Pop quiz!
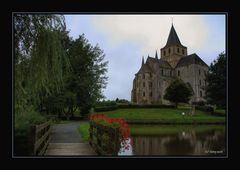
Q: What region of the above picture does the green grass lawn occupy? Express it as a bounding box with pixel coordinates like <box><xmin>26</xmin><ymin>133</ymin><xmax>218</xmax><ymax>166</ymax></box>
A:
<box><xmin>78</xmin><ymin>108</ymin><xmax>226</xmax><ymax>142</ymax></box>
<box><xmin>79</xmin><ymin>122</ymin><xmax>90</xmax><ymax>142</ymax></box>
<box><xmin>99</xmin><ymin>108</ymin><xmax>225</xmax><ymax>124</ymax></box>
<box><xmin>78</xmin><ymin>122</ymin><xmax>225</xmax><ymax>140</ymax></box>
<box><xmin>129</xmin><ymin>124</ymin><xmax>225</xmax><ymax>136</ymax></box>
<box><xmin>213</xmin><ymin>109</ymin><xmax>226</xmax><ymax>116</ymax></box>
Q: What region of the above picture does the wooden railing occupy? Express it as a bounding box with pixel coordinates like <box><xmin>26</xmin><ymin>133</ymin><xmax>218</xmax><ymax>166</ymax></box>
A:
<box><xmin>29</xmin><ymin>121</ymin><xmax>51</xmax><ymax>155</ymax></box>
<box><xmin>89</xmin><ymin>121</ymin><xmax>120</xmax><ymax>155</ymax></box>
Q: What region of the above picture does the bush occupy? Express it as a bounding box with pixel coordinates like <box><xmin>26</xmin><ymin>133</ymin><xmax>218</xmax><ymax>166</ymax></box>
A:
<box><xmin>95</xmin><ymin>100</ymin><xmax>117</xmax><ymax>107</ymax></box>
<box><xmin>14</xmin><ymin>106</ymin><xmax>47</xmax><ymax>155</ymax></box>
<box><xmin>192</xmin><ymin>101</ymin><xmax>206</xmax><ymax>106</ymax></box>
<box><xmin>118</xmin><ymin>104</ymin><xmax>175</xmax><ymax>109</ymax></box>
<box><xmin>195</xmin><ymin>105</ymin><xmax>214</xmax><ymax>113</ymax></box>
<box><xmin>212</xmin><ymin>110</ymin><xmax>226</xmax><ymax>117</ymax></box>
<box><xmin>116</xmin><ymin>98</ymin><xmax>129</xmax><ymax>104</ymax></box>
<box><xmin>94</xmin><ymin>105</ymin><xmax>118</xmax><ymax>112</ymax></box>
<box><xmin>94</xmin><ymin>104</ymin><xmax>175</xmax><ymax>112</ymax></box>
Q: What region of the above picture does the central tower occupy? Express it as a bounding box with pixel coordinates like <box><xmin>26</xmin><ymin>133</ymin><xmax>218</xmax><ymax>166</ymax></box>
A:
<box><xmin>160</xmin><ymin>24</ymin><xmax>187</xmax><ymax>68</ymax></box>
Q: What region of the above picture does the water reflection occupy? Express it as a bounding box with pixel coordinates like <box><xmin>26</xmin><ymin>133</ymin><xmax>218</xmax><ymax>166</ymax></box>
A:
<box><xmin>118</xmin><ymin>127</ymin><xmax>225</xmax><ymax>156</ymax></box>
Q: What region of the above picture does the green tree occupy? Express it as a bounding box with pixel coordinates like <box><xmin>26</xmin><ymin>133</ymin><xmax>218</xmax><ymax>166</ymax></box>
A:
<box><xmin>65</xmin><ymin>34</ymin><xmax>108</xmax><ymax>118</ymax></box>
<box><xmin>14</xmin><ymin>14</ymin><xmax>69</xmax><ymax>112</ymax></box>
<box><xmin>14</xmin><ymin>14</ymin><xmax>68</xmax><ymax>155</ymax></box>
<box><xmin>164</xmin><ymin>79</ymin><xmax>193</xmax><ymax>108</ymax></box>
<box><xmin>206</xmin><ymin>52</ymin><xmax>226</xmax><ymax>108</ymax></box>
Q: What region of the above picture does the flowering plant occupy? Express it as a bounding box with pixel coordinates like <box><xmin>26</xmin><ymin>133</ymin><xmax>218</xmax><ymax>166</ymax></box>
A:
<box><xmin>90</xmin><ymin>113</ymin><xmax>131</xmax><ymax>151</ymax></box>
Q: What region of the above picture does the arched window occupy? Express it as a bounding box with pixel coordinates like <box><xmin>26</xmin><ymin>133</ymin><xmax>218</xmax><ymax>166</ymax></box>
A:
<box><xmin>199</xmin><ymin>69</ymin><xmax>201</xmax><ymax>75</ymax></box>
<box><xmin>143</xmin><ymin>82</ymin><xmax>145</xmax><ymax>87</ymax></box>
<box><xmin>177</xmin><ymin>48</ymin><xmax>180</xmax><ymax>53</ymax></box>
<box><xmin>161</xmin><ymin>69</ymin><xmax>163</xmax><ymax>75</ymax></box>
<box><xmin>163</xmin><ymin>50</ymin><xmax>166</xmax><ymax>56</ymax></box>
<box><xmin>200</xmin><ymin>90</ymin><xmax>202</xmax><ymax>97</ymax></box>
<box><xmin>199</xmin><ymin>79</ymin><xmax>201</xmax><ymax>85</ymax></box>
<box><xmin>182</xmin><ymin>49</ymin><xmax>184</xmax><ymax>55</ymax></box>
<box><xmin>143</xmin><ymin>74</ymin><xmax>145</xmax><ymax>79</ymax></box>
<box><xmin>168</xmin><ymin>48</ymin><xmax>171</xmax><ymax>54</ymax></box>
<box><xmin>143</xmin><ymin>92</ymin><xmax>145</xmax><ymax>97</ymax></box>
<box><xmin>149</xmin><ymin>92</ymin><xmax>152</xmax><ymax>97</ymax></box>
<box><xmin>149</xmin><ymin>82</ymin><xmax>152</xmax><ymax>88</ymax></box>
<box><xmin>178</xmin><ymin>70</ymin><xmax>180</xmax><ymax>76</ymax></box>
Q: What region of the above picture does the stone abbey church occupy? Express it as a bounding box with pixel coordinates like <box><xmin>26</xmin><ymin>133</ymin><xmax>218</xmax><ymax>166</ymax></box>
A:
<box><xmin>131</xmin><ymin>24</ymin><xmax>209</xmax><ymax>104</ymax></box>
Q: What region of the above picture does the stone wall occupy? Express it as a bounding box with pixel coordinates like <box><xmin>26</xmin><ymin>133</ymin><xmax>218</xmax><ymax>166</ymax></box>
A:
<box><xmin>176</xmin><ymin>64</ymin><xmax>208</xmax><ymax>102</ymax></box>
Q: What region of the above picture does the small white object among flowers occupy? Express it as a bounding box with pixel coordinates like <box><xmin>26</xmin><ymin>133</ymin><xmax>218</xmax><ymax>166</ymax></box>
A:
<box><xmin>182</xmin><ymin>112</ymin><xmax>185</xmax><ymax>116</ymax></box>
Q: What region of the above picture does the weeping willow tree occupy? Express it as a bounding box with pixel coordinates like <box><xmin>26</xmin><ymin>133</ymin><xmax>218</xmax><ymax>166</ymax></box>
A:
<box><xmin>14</xmin><ymin>14</ymin><xmax>70</xmax><ymax>113</ymax></box>
<box><xmin>14</xmin><ymin>14</ymin><xmax>71</xmax><ymax>155</ymax></box>
<box><xmin>28</xmin><ymin>28</ymin><xmax>70</xmax><ymax>110</ymax></box>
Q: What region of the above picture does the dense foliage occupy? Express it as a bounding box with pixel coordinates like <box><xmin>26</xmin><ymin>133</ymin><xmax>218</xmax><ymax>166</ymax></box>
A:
<box><xmin>14</xmin><ymin>14</ymin><xmax>108</xmax><ymax>155</ymax></box>
<box><xmin>164</xmin><ymin>79</ymin><xmax>193</xmax><ymax>107</ymax></box>
<box><xmin>206</xmin><ymin>52</ymin><xmax>226</xmax><ymax>108</ymax></box>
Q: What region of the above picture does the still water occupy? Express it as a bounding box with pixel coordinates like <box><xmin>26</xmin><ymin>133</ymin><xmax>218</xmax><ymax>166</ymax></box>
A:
<box><xmin>118</xmin><ymin>125</ymin><xmax>226</xmax><ymax>156</ymax></box>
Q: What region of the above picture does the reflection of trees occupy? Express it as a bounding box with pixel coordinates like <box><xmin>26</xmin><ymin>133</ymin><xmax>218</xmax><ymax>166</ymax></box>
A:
<box><xmin>131</xmin><ymin>129</ymin><xmax>225</xmax><ymax>155</ymax></box>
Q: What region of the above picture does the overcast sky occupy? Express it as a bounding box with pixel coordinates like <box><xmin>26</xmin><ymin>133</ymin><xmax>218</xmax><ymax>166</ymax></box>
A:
<box><xmin>64</xmin><ymin>14</ymin><xmax>226</xmax><ymax>101</ymax></box>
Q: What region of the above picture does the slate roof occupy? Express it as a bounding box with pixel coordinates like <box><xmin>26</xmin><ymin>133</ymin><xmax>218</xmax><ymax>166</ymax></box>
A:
<box><xmin>176</xmin><ymin>53</ymin><xmax>209</xmax><ymax>68</ymax></box>
<box><xmin>136</xmin><ymin>62</ymin><xmax>153</xmax><ymax>74</ymax></box>
<box><xmin>136</xmin><ymin>56</ymin><xmax>173</xmax><ymax>75</ymax></box>
<box><xmin>159</xmin><ymin>59</ymin><xmax>172</xmax><ymax>68</ymax></box>
<box><xmin>163</xmin><ymin>25</ymin><xmax>186</xmax><ymax>49</ymax></box>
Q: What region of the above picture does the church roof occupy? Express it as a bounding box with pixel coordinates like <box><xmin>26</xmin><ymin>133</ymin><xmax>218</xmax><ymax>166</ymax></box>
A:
<box><xmin>176</xmin><ymin>53</ymin><xmax>209</xmax><ymax>68</ymax></box>
<box><xmin>146</xmin><ymin>56</ymin><xmax>158</xmax><ymax>66</ymax></box>
<box><xmin>159</xmin><ymin>59</ymin><xmax>172</xmax><ymax>68</ymax></box>
<box><xmin>136</xmin><ymin>56</ymin><xmax>172</xmax><ymax>75</ymax></box>
<box><xmin>136</xmin><ymin>62</ymin><xmax>153</xmax><ymax>74</ymax></box>
<box><xmin>163</xmin><ymin>25</ymin><xmax>186</xmax><ymax>49</ymax></box>
<box><xmin>146</xmin><ymin>56</ymin><xmax>173</xmax><ymax>69</ymax></box>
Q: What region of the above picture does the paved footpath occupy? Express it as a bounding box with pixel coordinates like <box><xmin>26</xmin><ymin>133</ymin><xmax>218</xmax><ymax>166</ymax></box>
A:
<box><xmin>45</xmin><ymin>121</ymin><xmax>97</xmax><ymax>156</ymax></box>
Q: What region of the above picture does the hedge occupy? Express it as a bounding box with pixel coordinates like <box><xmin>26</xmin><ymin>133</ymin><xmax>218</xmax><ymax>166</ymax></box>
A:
<box><xmin>118</xmin><ymin>104</ymin><xmax>175</xmax><ymax>109</ymax></box>
<box><xmin>94</xmin><ymin>105</ymin><xmax>118</xmax><ymax>112</ymax></box>
<box><xmin>94</xmin><ymin>104</ymin><xmax>175</xmax><ymax>112</ymax></box>
<box><xmin>195</xmin><ymin>105</ymin><xmax>214</xmax><ymax>113</ymax></box>
<box><xmin>212</xmin><ymin>110</ymin><xmax>226</xmax><ymax>117</ymax></box>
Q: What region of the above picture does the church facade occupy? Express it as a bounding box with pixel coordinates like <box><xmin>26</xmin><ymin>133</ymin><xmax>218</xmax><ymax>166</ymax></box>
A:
<box><xmin>131</xmin><ymin>25</ymin><xmax>209</xmax><ymax>104</ymax></box>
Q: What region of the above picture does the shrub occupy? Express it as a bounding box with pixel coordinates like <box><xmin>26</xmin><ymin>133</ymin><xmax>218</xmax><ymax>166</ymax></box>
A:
<box><xmin>212</xmin><ymin>110</ymin><xmax>226</xmax><ymax>117</ymax></box>
<box><xmin>118</xmin><ymin>104</ymin><xmax>175</xmax><ymax>109</ymax></box>
<box><xmin>94</xmin><ymin>105</ymin><xmax>118</xmax><ymax>112</ymax></box>
<box><xmin>192</xmin><ymin>100</ymin><xmax>206</xmax><ymax>106</ymax></box>
<box><xmin>94</xmin><ymin>104</ymin><xmax>175</xmax><ymax>112</ymax></box>
<box><xmin>90</xmin><ymin>113</ymin><xmax>131</xmax><ymax>154</ymax></box>
<box><xmin>95</xmin><ymin>100</ymin><xmax>117</xmax><ymax>107</ymax></box>
<box><xmin>116</xmin><ymin>98</ymin><xmax>129</xmax><ymax>104</ymax></box>
<box><xmin>14</xmin><ymin>106</ymin><xmax>47</xmax><ymax>155</ymax></box>
<box><xmin>195</xmin><ymin>105</ymin><xmax>214</xmax><ymax>113</ymax></box>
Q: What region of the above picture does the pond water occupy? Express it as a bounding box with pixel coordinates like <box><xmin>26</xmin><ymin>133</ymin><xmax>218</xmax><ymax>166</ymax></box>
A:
<box><xmin>118</xmin><ymin>125</ymin><xmax>226</xmax><ymax>156</ymax></box>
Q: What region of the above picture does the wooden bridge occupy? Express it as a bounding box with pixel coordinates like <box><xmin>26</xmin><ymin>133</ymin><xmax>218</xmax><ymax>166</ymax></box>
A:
<box><xmin>30</xmin><ymin>121</ymin><xmax>96</xmax><ymax>156</ymax></box>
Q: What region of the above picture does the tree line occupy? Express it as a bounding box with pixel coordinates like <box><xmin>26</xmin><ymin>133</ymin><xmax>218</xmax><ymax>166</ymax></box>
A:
<box><xmin>14</xmin><ymin>14</ymin><xmax>108</xmax><ymax>119</ymax></box>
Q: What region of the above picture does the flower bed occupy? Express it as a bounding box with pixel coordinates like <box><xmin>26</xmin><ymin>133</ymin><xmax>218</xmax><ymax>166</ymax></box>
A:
<box><xmin>89</xmin><ymin>113</ymin><xmax>131</xmax><ymax>155</ymax></box>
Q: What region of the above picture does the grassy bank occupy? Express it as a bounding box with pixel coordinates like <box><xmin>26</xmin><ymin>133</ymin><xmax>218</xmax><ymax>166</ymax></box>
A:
<box><xmin>100</xmin><ymin>108</ymin><xmax>225</xmax><ymax>124</ymax></box>
<box><xmin>129</xmin><ymin>125</ymin><xmax>225</xmax><ymax>136</ymax></box>
<box><xmin>78</xmin><ymin>122</ymin><xmax>90</xmax><ymax>142</ymax></box>
<box><xmin>77</xmin><ymin>122</ymin><xmax>225</xmax><ymax>141</ymax></box>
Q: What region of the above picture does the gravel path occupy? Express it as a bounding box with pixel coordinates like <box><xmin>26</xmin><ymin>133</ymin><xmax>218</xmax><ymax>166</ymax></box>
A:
<box><xmin>45</xmin><ymin>121</ymin><xmax>97</xmax><ymax>155</ymax></box>
<box><xmin>50</xmin><ymin>121</ymin><xmax>83</xmax><ymax>143</ymax></box>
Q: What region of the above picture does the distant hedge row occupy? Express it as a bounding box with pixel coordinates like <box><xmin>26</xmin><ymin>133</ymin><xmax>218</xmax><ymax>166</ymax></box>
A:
<box><xmin>94</xmin><ymin>104</ymin><xmax>175</xmax><ymax>112</ymax></box>
<box><xmin>195</xmin><ymin>105</ymin><xmax>214</xmax><ymax>113</ymax></box>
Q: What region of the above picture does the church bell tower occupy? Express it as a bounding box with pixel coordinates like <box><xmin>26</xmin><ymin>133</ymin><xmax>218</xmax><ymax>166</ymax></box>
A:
<box><xmin>160</xmin><ymin>24</ymin><xmax>187</xmax><ymax>68</ymax></box>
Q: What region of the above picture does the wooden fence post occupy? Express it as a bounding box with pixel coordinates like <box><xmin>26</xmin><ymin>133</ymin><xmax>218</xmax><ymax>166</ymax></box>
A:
<box><xmin>29</xmin><ymin>125</ymin><xmax>36</xmax><ymax>155</ymax></box>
